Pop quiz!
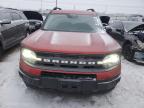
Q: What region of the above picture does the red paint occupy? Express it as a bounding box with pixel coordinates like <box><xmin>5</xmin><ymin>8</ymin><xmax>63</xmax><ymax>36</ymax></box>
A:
<box><xmin>22</xmin><ymin>30</ymin><xmax>121</xmax><ymax>54</ymax></box>
<box><xmin>20</xmin><ymin>59</ymin><xmax>41</xmax><ymax>76</ymax></box>
<box><xmin>51</xmin><ymin>10</ymin><xmax>96</xmax><ymax>16</ymax></box>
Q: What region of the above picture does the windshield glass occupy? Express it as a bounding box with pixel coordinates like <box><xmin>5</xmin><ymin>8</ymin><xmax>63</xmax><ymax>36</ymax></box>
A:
<box><xmin>42</xmin><ymin>14</ymin><xmax>103</xmax><ymax>33</ymax></box>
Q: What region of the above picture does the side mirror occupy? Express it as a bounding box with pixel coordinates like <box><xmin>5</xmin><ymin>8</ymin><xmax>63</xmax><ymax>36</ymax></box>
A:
<box><xmin>0</xmin><ymin>20</ymin><xmax>11</xmax><ymax>25</ymax></box>
<box><xmin>105</xmin><ymin>26</ymin><xmax>112</xmax><ymax>33</ymax></box>
<box><xmin>100</xmin><ymin>16</ymin><xmax>110</xmax><ymax>25</ymax></box>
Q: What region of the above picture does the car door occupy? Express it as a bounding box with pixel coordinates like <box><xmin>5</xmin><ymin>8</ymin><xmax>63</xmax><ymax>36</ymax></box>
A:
<box><xmin>109</xmin><ymin>21</ymin><xmax>125</xmax><ymax>45</ymax></box>
<box><xmin>0</xmin><ymin>11</ymin><xmax>17</xmax><ymax>49</ymax></box>
<box><xmin>11</xmin><ymin>12</ymin><xmax>27</xmax><ymax>42</ymax></box>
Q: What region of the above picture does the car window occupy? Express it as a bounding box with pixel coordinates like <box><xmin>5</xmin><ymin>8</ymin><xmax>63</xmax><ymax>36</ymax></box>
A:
<box><xmin>109</xmin><ymin>21</ymin><xmax>124</xmax><ymax>30</ymax></box>
<box><xmin>11</xmin><ymin>12</ymin><xmax>22</xmax><ymax>20</ymax></box>
<box><xmin>42</xmin><ymin>14</ymin><xmax>103</xmax><ymax>33</ymax></box>
<box><xmin>0</xmin><ymin>12</ymin><xmax>12</xmax><ymax>21</ymax></box>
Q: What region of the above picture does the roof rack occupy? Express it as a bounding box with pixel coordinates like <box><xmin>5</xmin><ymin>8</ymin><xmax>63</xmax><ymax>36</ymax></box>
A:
<box><xmin>87</xmin><ymin>9</ymin><xmax>95</xmax><ymax>12</ymax></box>
<box><xmin>52</xmin><ymin>7</ymin><xmax>62</xmax><ymax>10</ymax></box>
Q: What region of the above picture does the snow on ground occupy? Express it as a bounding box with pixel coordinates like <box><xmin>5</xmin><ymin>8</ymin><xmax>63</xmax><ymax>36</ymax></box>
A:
<box><xmin>0</xmin><ymin>46</ymin><xmax>144</xmax><ymax>108</ymax></box>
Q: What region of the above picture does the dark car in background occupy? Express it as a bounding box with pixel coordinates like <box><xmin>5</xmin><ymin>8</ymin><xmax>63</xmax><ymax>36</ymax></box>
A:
<box><xmin>23</xmin><ymin>11</ymin><xmax>43</xmax><ymax>34</ymax></box>
<box><xmin>0</xmin><ymin>8</ymin><xmax>29</xmax><ymax>58</ymax></box>
<box><xmin>107</xmin><ymin>20</ymin><xmax>144</xmax><ymax>63</ymax></box>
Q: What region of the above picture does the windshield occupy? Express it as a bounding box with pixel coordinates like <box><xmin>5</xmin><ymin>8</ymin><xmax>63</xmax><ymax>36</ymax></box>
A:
<box><xmin>42</xmin><ymin>14</ymin><xmax>103</xmax><ymax>33</ymax></box>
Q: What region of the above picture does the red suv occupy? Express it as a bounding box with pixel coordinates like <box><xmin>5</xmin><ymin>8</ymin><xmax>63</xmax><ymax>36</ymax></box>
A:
<box><xmin>19</xmin><ymin>8</ymin><xmax>121</xmax><ymax>93</ymax></box>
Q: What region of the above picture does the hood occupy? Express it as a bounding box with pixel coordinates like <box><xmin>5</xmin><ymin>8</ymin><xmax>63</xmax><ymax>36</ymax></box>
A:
<box><xmin>123</xmin><ymin>22</ymin><xmax>144</xmax><ymax>32</ymax></box>
<box><xmin>100</xmin><ymin>16</ymin><xmax>110</xmax><ymax>24</ymax></box>
<box><xmin>22</xmin><ymin>30</ymin><xmax>121</xmax><ymax>54</ymax></box>
<box><xmin>23</xmin><ymin>11</ymin><xmax>43</xmax><ymax>21</ymax></box>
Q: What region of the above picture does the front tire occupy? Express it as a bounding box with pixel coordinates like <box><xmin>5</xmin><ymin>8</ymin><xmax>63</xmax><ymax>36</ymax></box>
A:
<box><xmin>123</xmin><ymin>43</ymin><xmax>135</xmax><ymax>61</ymax></box>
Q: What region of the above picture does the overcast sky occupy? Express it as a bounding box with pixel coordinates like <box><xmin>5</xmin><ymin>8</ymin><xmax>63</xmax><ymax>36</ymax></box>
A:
<box><xmin>0</xmin><ymin>0</ymin><xmax>144</xmax><ymax>15</ymax></box>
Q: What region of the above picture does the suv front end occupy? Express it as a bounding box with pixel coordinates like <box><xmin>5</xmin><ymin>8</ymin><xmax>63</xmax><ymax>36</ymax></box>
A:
<box><xmin>19</xmin><ymin>9</ymin><xmax>121</xmax><ymax>93</ymax></box>
<box><xmin>19</xmin><ymin>48</ymin><xmax>121</xmax><ymax>92</ymax></box>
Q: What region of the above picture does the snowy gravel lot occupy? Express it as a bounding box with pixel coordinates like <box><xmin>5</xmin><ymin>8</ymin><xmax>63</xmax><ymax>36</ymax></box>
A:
<box><xmin>0</xmin><ymin>46</ymin><xmax>144</xmax><ymax>108</ymax></box>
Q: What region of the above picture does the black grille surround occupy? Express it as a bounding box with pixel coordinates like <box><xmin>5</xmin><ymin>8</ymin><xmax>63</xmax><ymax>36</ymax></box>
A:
<box><xmin>41</xmin><ymin>72</ymin><xmax>96</xmax><ymax>80</ymax></box>
<box><xmin>36</xmin><ymin>52</ymin><xmax>105</xmax><ymax>59</ymax></box>
<box><xmin>33</xmin><ymin>52</ymin><xmax>112</xmax><ymax>72</ymax></box>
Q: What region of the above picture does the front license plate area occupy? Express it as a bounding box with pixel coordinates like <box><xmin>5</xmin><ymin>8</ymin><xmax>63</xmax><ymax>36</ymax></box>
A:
<box><xmin>41</xmin><ymin>78</ymin><xmax>58</xmax><ymax>89</ymax></box>
<box><xmin>58</xmin><ymin>79</ymin><xmax>81</xmax><ymax>92</ymax></box>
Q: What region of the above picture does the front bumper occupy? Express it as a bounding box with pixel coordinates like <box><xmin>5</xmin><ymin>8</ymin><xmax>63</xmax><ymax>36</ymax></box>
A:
<box><xmin>19</xmin><ymin>69</ymin><xmax>121</xmax><ymax>93</ymax></box>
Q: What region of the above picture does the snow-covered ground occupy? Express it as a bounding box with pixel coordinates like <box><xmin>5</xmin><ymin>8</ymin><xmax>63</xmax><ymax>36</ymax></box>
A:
<box><xmin>0</xmin><ymin>46</ymin><xmax>144</xmax><ymax>108</ymax></box>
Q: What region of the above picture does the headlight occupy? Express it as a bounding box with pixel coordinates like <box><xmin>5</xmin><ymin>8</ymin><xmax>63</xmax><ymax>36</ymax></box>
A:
<box><xmin>21</xmin><ymin>48</ymin><xmax>41</xmax><ymax>64</ymax></box>
<box><xmin>97</xmin><ymin>54</ymin><xmax>120</xmax><ymax>68</ymax></box>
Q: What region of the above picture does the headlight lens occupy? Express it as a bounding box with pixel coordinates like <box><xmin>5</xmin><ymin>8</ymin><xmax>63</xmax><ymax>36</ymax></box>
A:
<box><xmin>97</xmin><ymin>54</ymin><xmax>120</xmax><ymax>68</ymax></box>
<box><xmin>21</xmin><ymin>48</ymin><xmax>41</xmax><ymax>64</ymax></box>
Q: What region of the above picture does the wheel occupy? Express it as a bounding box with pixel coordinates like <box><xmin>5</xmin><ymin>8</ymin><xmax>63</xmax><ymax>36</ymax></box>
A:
<box><xmin>122</xmin><ymin>43</ymin><xmax>135</xmax><ymax>61</ymax></box>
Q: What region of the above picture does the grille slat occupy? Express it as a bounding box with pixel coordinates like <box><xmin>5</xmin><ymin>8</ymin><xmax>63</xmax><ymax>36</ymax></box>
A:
<box><xmin>35</xmin><ymin>52</ymin><xmax>105</xmax><ymax>70</ymax></box>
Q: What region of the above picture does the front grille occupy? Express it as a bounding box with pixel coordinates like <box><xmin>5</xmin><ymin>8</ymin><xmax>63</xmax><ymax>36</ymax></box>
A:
<box><xmin>41</xmin><ymin>72</ymin><xmax>96</xmax><ymax>80</ymax></box>
<box><xmin>35</xmin><ymin>52</ymin><xmax>106</xmax><ymax>71</ymax></box>
<box><xmin>36</xmin><ymin>52</ymin><xmax>104</xmax><ymax>59</ymax></box>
